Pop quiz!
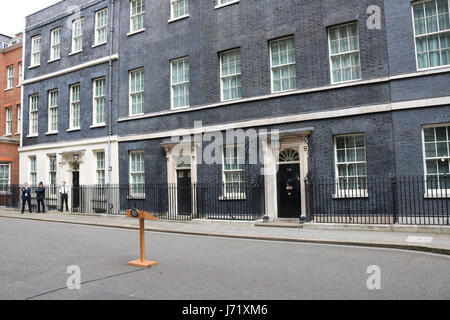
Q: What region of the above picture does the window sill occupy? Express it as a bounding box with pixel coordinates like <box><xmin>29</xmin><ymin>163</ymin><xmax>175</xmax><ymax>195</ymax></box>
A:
<box><xmin>271</xmin><ymin>87</ymin><xmax>297</xmax><ymax>95</ymax></box>
<box><xmin>127</xmin><ymin>195</ymin><xmax>146</xmax><ymax>200</ymax></box>
<box><xmin>69</xmin><ymin>50</ymin><xmax>83</xmax><ymax>56</ymax></box>
<box><xmin>45</xmin><ymin>131</ymin><xmax>58</xmax><ymax>136</ymax></box>
<box><xmin>48</xmin><ymin>58</ymin><xmax>60</xmax><ymax>64</ymax></box>
<box><xmin>168</xmin><ymin>14</ymin><xmax>190</xmax><ymax>23</ymax></box>
<box><xmin>416</xmin><ymin>64</ymin><xmax>450</xmax><ymax>73</ymax></box>
<box><xmin>26</xmin><ymin>134</ymin><xmax>38</xmax><ymax>138</ymax></box>
<box><xmin>221</xmin><ymin>97</ymin><xmax>243</xmax><ymax>103</ymax></box>
<box><xmin>331</xmin><ymin>78</ymin><xmax>362</xmax><ymax>86</ymax></box>
<box><xmin>127</xmin><ymin>29</ymin><xmax>145</xmax><ymax>37</ymax></box>
<box><xmin>4</xmin><ymin>134</ymin><xmax>12</xmax><ymax>137</ymax></box>
<box><xmin>67</xmin><ymin>127</ymin><xmax>81</xmax><ymax>132</ymax></box>
<box><xmin>171</xmin><ymin>105</ymin><xmax>190</xmax><ymax>111</ymax></box>
<box><xmin>128</xmin><ymin>113</ymin><xmax>145</xmax><ymax>118</ymax></box>
<box><xmin>90</xmin><ymin>123</ymin><xmax>106</xmax><ymax>129</ymax></box>
<box><xmin>219</xmin><ymin>195</ymin><xmax>246</xmax><ymax>201</ymax></box>
<box><xmin>92</xmin><ymin>42</ymin><xmax>107</xmax><ymax>48</ymax></box>
<box><xmin>215</xmin><ymin>0</ymin><xmax>240</xmax><ymax>9</ymax></box>
<box><xmin>16</xmin><ymin>85</ymin><xmax>21</xmax><ymax>88</ymax></box>
<box><xmin>29</xmin><ymin>65</ymin><xmax>40</xmax><ymax>69</ymax></box>
<box><xmin>4</xmin><ymin>87</ymin><xmax>13</xmax><ymax>91</ymax></box>
<box><xmin>332</xmin><ymin>192</ymin><xmax>368</xmax><ymax>199</ymax></box>
<box><xmin>424</xmin><ymin>192</ymin><xmax>450</xmax><ymax>199</ymax></box>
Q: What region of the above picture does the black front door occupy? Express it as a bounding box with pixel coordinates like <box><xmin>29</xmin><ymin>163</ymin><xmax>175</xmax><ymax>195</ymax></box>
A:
<box><xmin>277</xmin><ymin>164</ymin><xmax>301</xmax><ymax>218</ymax></box>
<box><xmin>177</xmin><ymin>169</ymin><xmax>192</xmax><ymax>215</ymax></box>
<box><xmin>72</xmin><ymin>171</ymin><xmax>80</xmax><ymax>211</ymax></box>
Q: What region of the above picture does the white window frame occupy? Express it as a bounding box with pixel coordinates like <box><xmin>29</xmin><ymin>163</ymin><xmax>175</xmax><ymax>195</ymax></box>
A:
<box><xmin>328</xmin><ymin>22</ymin><xmax>362</xmax><ymax>84</ymax></box>
<box><xmin>18</xmin><ymin>62</ymin><xmax>22</xmax><ymax>85</ymax></box>
<box><xmin>30</xmin><ymin>156</ymin><xmax>37</xmax><ymax>186</ymax></box>
<box><xmin>96</xmin><ymin>151</ymin><xmax>106</xmax><ymax>185</ymax></box>
<box><xmin>334</xmin><ymin>133</ymin><xmax>368</xmax><ymax>198</ymax></box>
<box><xmin>129</xmin><ymin>151</ymin><xmax>145</xmax><ymax>199</ymax></box>
<box><xmin>130</xmin><ymin>0</ymin><xmax>146</xmax><ymax>33</ymax></box>
<box><xmin>215</xmin><ymin>0</ymin><xmax>240</xmax><ymax>9</ymax></box>
<box><xmin>7</xmin><ymin>66</ymin><xmax>14</xmax><ymax>89</ymax></box>
<box><xmin>69</xmin><ymin>84</ymin><xmax>81</xmax><ymax>130</ymax></box>
<box><xmin>71</xmin><ymin>18</ymin><xmax>84</xmax><ymax>54</ymax></box>
<box><xmin>129</xmin><ymin>68</ymin><xmax>145</xmax><ymax>116</ymax></box>
<box><xmin>422</xmin><ymin>123</ymin><xmax>450</xmax><ymax>197</ymax></box>
<box><xmin>269</xmin><ymin>36</ymin><xmax>297</xmax><ymax>93</ymax></box>
<box><xmin>50</xmin><ymin>28</ymin><xmax>61</xmax><ymax>61</ymax></box>
<box><xmin>412</xmin><ymin>0</ymin><xmax>450</xmax><ymax>71</ymax></box>
<box><xmin>93</xmin><ymin>77</ymin><xmax>106</xmax><ymax>125</ymax></box>
<box><xmin>170</xmin><ymin>56</ymin><xmax>190</xmax><ymax>109</ymax></box>
<box><xmin>222</xmin><ymin>144</ymin><xmax>246</xmax><ymax>199</ymax></box>
<box><xmin>220</xmin><ymin>49</ymin><xmax>242</xmax><ymax>102</ymax></box>
<box><xmin>95</xmin><ymin>8</ymin><xmax>108</xmax><ymax>46</ymax></box>
<box><xmin>170</xmin><ymin>0</ymin><xmax>189</xmax><ymax>20</ymax></box>
<box><xmin>5</xmin><ymin>108</ymin><xmax>12</xmax><ymax>135</ymax></box>
<box><xmin>49</xmin><ymin>155</ymin><xmax>57</xmax><ymax>196</ymax></box>
<box><xmin>48</xmin><ymin>90</ymin><xmax>58</xmax><ymax>134</ymax></box>
<box><xmin>29</xmin><ymin>94</ymin><xmax>39</xmax><ymax>136</ymax></box>
<box><xmin>30</xmin><ymin>35</ymin><xmax>41</xmax><ymax>67</ymax></box>
<box><xmin>0</xmin><ymin>163</ymin><xmax>10</xmax><ymax>192</ymax></box>
<box><xmin>17</xmin><ymin>105</ymin><xmax>21</xmax><ymax>134</ymax></box>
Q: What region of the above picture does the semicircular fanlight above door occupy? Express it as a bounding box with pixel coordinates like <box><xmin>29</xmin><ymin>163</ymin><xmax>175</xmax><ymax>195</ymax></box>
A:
<box><xmin>279</xmin><ymin>148</ymin><xmax>300</xmax><ymax>162</ymax></box>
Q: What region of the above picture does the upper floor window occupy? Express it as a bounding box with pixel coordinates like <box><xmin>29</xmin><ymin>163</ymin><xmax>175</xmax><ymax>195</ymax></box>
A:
<box><xmin>17</xmin><ymin>105</ymin><xmax>21</xmax><ymax>134</ymax></box>
<box><xmin>328</xmin><ymin>22</ymin><xmax>361</xmax><ymax>84</ymax></box>
<box><xmin>95</xmin><ymin>9</ymin><xmax>108</xmax><ymax>45</ymax></box>
<box><xmin>7</xmin><ymin>66</ymin><xmax>14</xmax><ymax>89</ymax></box>
<box><xmin>217</xmin><ymin>0</ymin><xmax>239</xmax><ymax>7</ymax></box>
<box><xmin>171</xmin><ymin>57</ymin><xmax>190</xmax><ymax>109</ymax></box>
<box><xmin>0</xmin><ymin>163</ymin><xmax>10</xmax><ymax>191</ymax></box>
<box><xmin>31</xmin><ymin>35</ymin><xmax>41</xmax><ymax>67</ymax></box>
<box><xmin>334</xmin><ymin>134</ymin><xmax>367</xmax><ymax>194</ymax></box>
<box><xmin>130</xmin><ymin>0</ymin><xmax>145</xmax><ymax>33</ymax></box>
<box><xmin>129</xmin><ymin>69</ymin><xmax>144</xmax><ymax>115</ymax></box>
<box><xmin>220</xmin><ymin>49</ymin><xmax>242</xmax><ymax>101</ymax></box>
<box><xmin>423</xmin><ymin>125</ymin><xmax>450</xmax><ymax>191</ymax></box>
<box><xmin>413</xmin><ymin>0</ymin><xmax>450</xmax><ymax>69</ymax></box>
<box><xmin>5</xmin><ymin>108</ymin><xmax>12</xmax><ymax>135</ymax></box>
<box><xmin>270</xmin><ymin>37</ymin><xmax>296</xmax><ymax>93</ymax></box>
<box><xmin>50</xmin><ymin>28</ymin><xmax>61</xmax><ymax>61</ymax></box>
<box><xmin>70</xmin><ymin>84</ymin><xmax>81</xmax><ymax>129</ymax></box>
<box><xmin>18</xmin><ymin>62</ymin><xmax>23</xmax><ymax>85</ymax></box>
<box><xmin>29</xmin><ymin>95</ymin><xmax>39</xmax><ymax>136</ymax></box>
<box><xmin>171</xmin><ymin>0</ymin><xmax>188</xmax><ymax>19</ymax></box>
<box><xmin>48</xmin><ymin>90</ymin><xmax>58</xmax><ymax>133</ymax></box>
<box><xmin>93</xmin><ymin>78</ymin><xmax>106</xmax><ymax>125</ymax></box>
<box><xmin>71</xmin><ymin>18</ymin><xmax>84</xmax><ymax>53</ymax></box>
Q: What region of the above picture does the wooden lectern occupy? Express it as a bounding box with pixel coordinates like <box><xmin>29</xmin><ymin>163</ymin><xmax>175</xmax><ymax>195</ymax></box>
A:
<box><xmin>126</xmin><ymin>209</ymin><xmax>159</xmax><ymax>268</ymax></box>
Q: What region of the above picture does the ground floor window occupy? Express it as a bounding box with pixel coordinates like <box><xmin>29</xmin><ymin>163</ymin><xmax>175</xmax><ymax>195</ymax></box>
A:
<box><xmin>423</xmin><ymin>124</ymin><xmax>450</xmax><ymax>190</ymax></box>
<box><xmin>49</xmin><ymin>156</ymin><xmax>57</xmax><ymax>195</ymax></box>
<box><xmin>130</xmin><ymin>151</ymin><xmax>145</xmax><ymax>198</ymax></box>
<box><xmin>30</xmin><ymin>157</ymin><xmax>37</xmax><ymax>186</ymax></box>
<box><xmin>222</xmin><ymin>144</ymin><xmax>245</xmax><ymax>197</ymax></box>
<box><xmin>334</xmin><ymin>134</ymin><xmax>367</xmax><ymax>192</ymax></box>
<box><xmin>0</xmin><ymin>163</ymin><xmax>10</xmax><ymax>191</ymax></box>
<box><xmin>96</xmin><ymin>151</ymin><xmax>106</xmax><ymax>185</ymax></box>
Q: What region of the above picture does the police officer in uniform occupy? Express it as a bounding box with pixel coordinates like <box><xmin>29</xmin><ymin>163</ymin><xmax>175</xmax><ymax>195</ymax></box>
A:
<box><xmin>21</xmin><ymin>182</ymin><xmax>32</xmax><ymax>214</ymax></box>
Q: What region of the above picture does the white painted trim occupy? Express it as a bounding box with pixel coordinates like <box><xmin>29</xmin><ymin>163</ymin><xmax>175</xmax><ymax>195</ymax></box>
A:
<box><xmin>215</xmin><ymin>0</ymin><xmax>240</xmax><ymax>10</ymax></box>
<box><xmin>19</xmin><ymin>135</ymin><xmax>119</xmax><ymax>152</ymax></box>
<box><xmin>168</xmin><ymin>14</ymin><xmax>189</xmax><ymax>23</ymax></box>
<box><xmin>22</xmin><ymin>54</ymin><xmax>119</xmax><ymax>85</ymax></box>
<box><xmin>269</xmin><ymin>36</ymin><xmax>296</xmax><ymax>94</ymax></box>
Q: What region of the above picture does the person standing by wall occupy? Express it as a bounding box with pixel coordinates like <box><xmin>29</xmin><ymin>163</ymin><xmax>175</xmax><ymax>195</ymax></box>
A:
<box><xmin>59</xmin><ymin>181</ymin><xmax>70</xmax><ymax>212</ymax></box>
<box><xmin>21</xmin><ymin>182</ymin><xmax>32</xmax><ymax>214</ymax></box>
<box><xmin>36</xmin><ymin>182</ymin><xmax>46</xmax><ymax>213</ymax></box>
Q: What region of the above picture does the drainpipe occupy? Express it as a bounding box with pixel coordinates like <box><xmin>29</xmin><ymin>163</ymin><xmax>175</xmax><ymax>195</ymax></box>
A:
<box><xmin>107</xmin><ymin>0</ymin><xmax>115</xmax><ymax>214</ymax></box>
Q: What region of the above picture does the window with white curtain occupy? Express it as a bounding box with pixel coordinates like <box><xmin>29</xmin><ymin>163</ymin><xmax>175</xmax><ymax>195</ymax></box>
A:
<box><xmin>6</xmin><ymin>108</ymin><xmax>12</xmax><ymax>135</ymax></box>
<box><xmin>29</xmin><ymin>95</ymin><xmax>39</xmax><ymax>135</ymax></box>
<box><xmin>95</xmin><ymin>9</ymin><xmax>108</xmax><ymax>45</ymax></box>
<box><xmin>93</xmin><ymin>78</ymin><xmax>106</xmax><ymax>125</ymax></box>
<box><xmin>130</xmin><ymin>0</ymin><xmax>145</xmax><ymax>33</ymax></box>
<box><xmin>50</xmin><ymin>28</ymin><xmax>61</xmax><ymax>60</ymax></box>
<box><xmin>31</xmin><ymin>36</ymin><xmax>41</xmax><ymax>67</ymax></box>
<box><xmin>0</xmin><ymin>163</ymin><xmax>10</xmax><ymax>191</ymax></box>
<box><xmin>413</xmin><ymin>0</ymin><xmax>450</xmax><ymax>69</ymax></box>
<box><xmin>171</xmin><ymin>57</ymin><xmax>190</xmax><ymax>109</ymax></box>
<box><xmin>423</xmin><ymin>125</ymin><xmax>450</xmax><ymax>191</ymax></box>
<box><xmin>222</xmin><ymin>144</ymin><xmax>245</xmax><ymax>198</ymax></box>
<box><xmin>328</xmin><ymin>22</ymin><xmax>361</xmax><ymax>84</ymax></box>
<box><xmin>48</xmin><ymin>90</ymin><xmax>58</xmax><ymax>133</ymax></box>
<box><xmin>70</xmin><ymin>84</ymin><xmax>81</xmax><ymax>129</ymax></box>
<box><xmin>220</xmin><ymin>49</ymin><xmax>242</xmax><ymax>101</ymax></box>
<box><xmin>129</xmin><ymin>69</ymin><xmax>144</xmax><ymax>115</ymax></box>
<box><xmin>270</xmin><ymin>37</ymin><xmax>296</xmax><ymax>93</ymax></box>
<box><xmin>71</xmin><ymin>18</ymin><xmax>84</xmax><ymax>53</ymax></box>
<box><xmin>335</xmin><ymin>134</ymin><xmax>367</xmax><ymax>193</ymax></box>
<box><xmin>130</xmin><ymin>151</ymin><xmax>145</xmax><ymax>198</ymax></box>
<box><xmin>7</xmin><ymin>66</ymin><xmax>13</xmax><ymax>89</ymax></box>
<box><xmin>171</xmin><ymin>0</ymin><xmax>188</xmax><ymax>19</ymax></box>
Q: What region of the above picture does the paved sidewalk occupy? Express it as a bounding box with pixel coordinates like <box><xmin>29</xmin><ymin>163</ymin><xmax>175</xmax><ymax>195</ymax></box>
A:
<box><xmin>1</xmin><ymin>208</ymin><xmax>449</xmax><ymax>255</ymax></box>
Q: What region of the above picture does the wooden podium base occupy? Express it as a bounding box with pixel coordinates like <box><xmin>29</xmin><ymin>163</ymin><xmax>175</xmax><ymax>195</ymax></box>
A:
<box><xmin>127</xmin><ymin>259</ymin><xmax>158</xmax><ymax>268</ymax></box>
